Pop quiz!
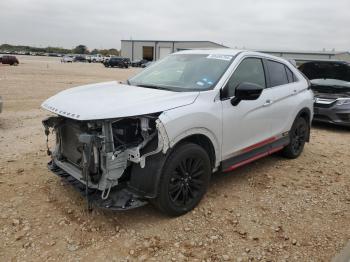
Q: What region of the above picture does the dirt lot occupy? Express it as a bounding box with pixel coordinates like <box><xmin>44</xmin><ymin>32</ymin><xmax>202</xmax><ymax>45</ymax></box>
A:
<box><xmin>0</xmin><ymin>55</ymin><xmax>349</xmax><ymax>262</ymax></box>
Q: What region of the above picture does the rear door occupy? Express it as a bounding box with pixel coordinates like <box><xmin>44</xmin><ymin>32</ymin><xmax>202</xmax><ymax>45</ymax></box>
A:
<box><xmin>221</xmin><ymin>57</ymin><xmax>274</xmax><ymax>162</ymax></box>
<box><xmin>265</xmin><ymin>59</ymin><xmax>299</xmax><ymax>136</ymax></box>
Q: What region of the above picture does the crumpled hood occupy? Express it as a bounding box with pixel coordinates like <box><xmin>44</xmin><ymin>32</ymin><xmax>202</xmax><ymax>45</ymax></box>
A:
<box><xmin>41</xmin><ymin>81</ymin><xmax>199</xmax><ymax>120</ymax></box>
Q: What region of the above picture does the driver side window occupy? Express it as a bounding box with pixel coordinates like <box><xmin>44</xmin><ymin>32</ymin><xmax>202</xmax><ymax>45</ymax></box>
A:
<box><xmin>226</xmin><ymin>58</ymin><xmax>266</xmax><ymax>97</ymax></box>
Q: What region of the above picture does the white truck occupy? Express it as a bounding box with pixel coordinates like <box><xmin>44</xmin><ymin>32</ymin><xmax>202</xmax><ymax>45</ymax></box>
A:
<box><xmin>88</xmin><ymin>54</ymin><xmax>104</xmax><ymax>63</ymax></box>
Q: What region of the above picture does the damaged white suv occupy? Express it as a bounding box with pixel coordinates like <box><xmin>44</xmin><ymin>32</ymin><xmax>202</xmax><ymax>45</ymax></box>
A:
<box><xmin>42</xmin><ymin>49</ymin><xmax>313</xmax><ymax>216</ymax></box>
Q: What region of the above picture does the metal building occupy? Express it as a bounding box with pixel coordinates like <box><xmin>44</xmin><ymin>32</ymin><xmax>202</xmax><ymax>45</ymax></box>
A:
<box><xmin>257</xmin><ymin>49</ymin><xmax>350</xmax><ymax>64</ymax></box>
<box><xmin>121</xmin><ymin>40</ymin><xmax>227</xmax><ymax>61</ymax></box>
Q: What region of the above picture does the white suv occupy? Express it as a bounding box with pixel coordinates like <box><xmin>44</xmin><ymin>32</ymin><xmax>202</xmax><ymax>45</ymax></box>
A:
<box><xmin>42</xmin><ymin>49</ymin><xmax>313</xmax><ymax>216</ymax></box>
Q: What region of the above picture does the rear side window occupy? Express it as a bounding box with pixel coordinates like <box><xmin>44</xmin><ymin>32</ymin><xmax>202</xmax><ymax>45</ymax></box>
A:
<box><xmin>267</xmin><ymin>60</ymin><xmax>289</xmax><ymax>87</ymax></box>
<box><xmin>285</xmin><ymin>66</ymin><xmax>297</xmax><ymax>83</ymax></box>
<box><xmin>226</xmin><ymin>58</ymin><xmax>266</xmax><ymax>97</ymax></box>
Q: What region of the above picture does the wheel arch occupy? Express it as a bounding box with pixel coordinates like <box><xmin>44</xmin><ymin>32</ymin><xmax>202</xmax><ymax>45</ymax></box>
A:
<box><xmin>294</xmin><ymin>107</ymin><xmax>311</xmax><ymax>142</ymax></box>
<box><xmin>171</xmin><ymin>133</ymin><xmax>217</xmax><ymax>170</ymax></box>
<box><xmin>169</xmin><ymin>128</ymin><xmax>220</xmax><ymax>170</ymax></box>
<box><xmin>128</xmin><ymin>129</ymin><xmax>220</xmax><ymax>199</ymax></box>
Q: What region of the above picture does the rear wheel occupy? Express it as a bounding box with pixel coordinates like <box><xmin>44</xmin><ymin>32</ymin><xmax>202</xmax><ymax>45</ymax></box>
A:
<box><xmin>282</xmin><ymin>117</ymin><xmax>309</xmax><ymax>159</ymax></box>
<box><xmin>154</xmin><ymin>143</ymin><xmax>211</xmax><ymax>216</ymax></box>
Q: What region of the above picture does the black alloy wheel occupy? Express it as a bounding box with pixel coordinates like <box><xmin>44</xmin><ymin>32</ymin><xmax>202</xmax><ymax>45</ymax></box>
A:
<box><xmin>282</xmin><ymin>117</ymin><xmax>309</xmax><ymax>159</ymax></box>
<box><xmin>154</xmin><ymin>143</ymin><xmax>211</xmax><ymax>216</ymax></box>
<box><xmin>291</xmin><ymin>119</ymin><xmax>307</xmax><ymax>154</ymax></box>
<box><xmin>169</xmin><ymin>157</ymin><xmax>205</xmax><ymax>206</ymax></box>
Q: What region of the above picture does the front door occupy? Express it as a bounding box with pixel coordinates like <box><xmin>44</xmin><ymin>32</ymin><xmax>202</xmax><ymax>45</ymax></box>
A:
<box><xmin>221</xmin><ymin>57</ymin><xmax>273</xmax><ymax>162</ymax></box>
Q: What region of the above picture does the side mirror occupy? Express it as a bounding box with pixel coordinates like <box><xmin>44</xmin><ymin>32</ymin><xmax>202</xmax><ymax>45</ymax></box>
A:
<box><xmin>231</xmin><ymin>82</ymin><xmax>264</xmax><ymax>106</ymax></box>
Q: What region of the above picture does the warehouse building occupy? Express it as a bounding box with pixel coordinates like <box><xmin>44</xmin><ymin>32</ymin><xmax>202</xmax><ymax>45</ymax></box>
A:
<box><xmin>121</xmin><ymin>40</ymin><xmax>227</xmax><ymax>61</ymax></box>
<box><xmin>258</xmin><ymin>49</ymin><xmax>350</xmax><ymax>64</ymax></box>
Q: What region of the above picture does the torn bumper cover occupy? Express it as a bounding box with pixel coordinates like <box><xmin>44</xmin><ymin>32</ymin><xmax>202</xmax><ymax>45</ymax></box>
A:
<box><xmin>43</xmin><ymin>115</ymin><xmax>170</xmax><ymax>210</ymax></box>
<box><xmin>48</xmin><ymin>161</ymin><xmax>147</xmax><ymax>210</ymax></box>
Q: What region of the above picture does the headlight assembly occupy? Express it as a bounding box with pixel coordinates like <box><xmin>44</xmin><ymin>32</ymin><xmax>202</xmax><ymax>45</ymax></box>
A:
<box><xmin>336</xmin><ymin>98</ymin><xmax>350</xmax><ymax>106</ymax></box>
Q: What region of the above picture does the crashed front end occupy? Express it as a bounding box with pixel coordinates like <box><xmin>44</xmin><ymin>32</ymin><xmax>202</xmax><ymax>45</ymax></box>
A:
<box><xmin>43</xmin><ymin>114</ymin><xmax>169</xmax><ymax>210</ymax></box>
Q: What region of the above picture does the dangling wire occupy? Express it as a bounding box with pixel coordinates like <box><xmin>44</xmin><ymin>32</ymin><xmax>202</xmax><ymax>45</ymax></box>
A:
<box><xmin>45</xmin><ymin>127</ymin><xmax>52</xmax><ymax>157</ymax></box>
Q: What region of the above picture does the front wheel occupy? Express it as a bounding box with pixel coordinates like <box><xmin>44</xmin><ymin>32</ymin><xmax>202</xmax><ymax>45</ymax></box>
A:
<box><xmin>154</xmin><ymin>143</ymin><xmax>211</xmax><ymax>216</ymax></box>
<box><xmin>282</xmin><ymin>117</ymin><xmax>309</xmax><ymax>159</ymax></box>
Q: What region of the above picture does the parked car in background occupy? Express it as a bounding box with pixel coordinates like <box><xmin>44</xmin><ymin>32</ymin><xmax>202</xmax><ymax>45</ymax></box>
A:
<box><xmin>102</xmin><ymin>55</ymin><xmax>112</xmax><ymax>63</ymax></box>
<box><xmin>131</xmin><ymin>59</ymin><xmax>148</xmax><ymax>67</ymax></box>
<box><xmin>88</xmin><ymin>54</ymin><xmax>104</xmax><ymax>63</ymax></box>
<box><xmin>61</xmin><ymin>55</ymin><xmax>74</xmax><ymax>63</ymax></box>
<box><xmin>0</xmin><ymin>55</ymin><xmax>19</xmax><ymax>65</ymax></box>
<box><xmin>41</xmin><ymin>49</ymin><xmax>313</xmax><ymax>216</ymax></box>
<box><xmin>141</xmin><ymin>61</ymin><xmax>154</xmax><ymax>68</ymax></box>
<box><xmin>0</xmin><ymin>96</ymin><xmax>2</xmax><ymax>113</ymax></box>
<box><xmin>73</xmin><ymin>55</ymin><xmax>87</xmax><ymax>63</ymax></box>
<box><xmin>299</xmin><ymin>61</ymin><xmax>350</xmax><ymax>127</ymax></box>
<box><xmin>103</xmin><ymin>57</ymin><xmax>129</xmax><ymax>68</ymax></box>
<box><xmin>85</xmin><ymin>55</ymin><xmax>91</xmax><ymax>62</ymax></box>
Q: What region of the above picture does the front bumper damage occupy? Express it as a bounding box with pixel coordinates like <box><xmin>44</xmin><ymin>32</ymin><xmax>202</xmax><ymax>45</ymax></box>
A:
<box><xmin>48</xmin><ymin>161</ymin><xmax>147</xmax><ymax>210</ymax></box>
<box><xmin>43</xmin><ymin>115</ymin><xmax>170</xmax><ymax>210</ymax></box>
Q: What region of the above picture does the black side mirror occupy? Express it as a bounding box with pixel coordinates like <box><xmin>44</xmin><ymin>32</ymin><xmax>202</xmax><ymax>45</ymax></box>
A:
<box><xmin>231</xmin><ymin>82</ymin><xmax>264</xmax><ymax>106</ymax></box>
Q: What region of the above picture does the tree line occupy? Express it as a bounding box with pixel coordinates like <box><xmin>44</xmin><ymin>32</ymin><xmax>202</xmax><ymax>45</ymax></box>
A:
<box><xmin>0</xmin><ymin>44</ymin><xmax>120</xmax><ymax>56</ymax></box>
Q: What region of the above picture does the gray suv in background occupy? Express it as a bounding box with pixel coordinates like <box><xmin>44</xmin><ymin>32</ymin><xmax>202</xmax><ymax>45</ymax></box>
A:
<box><xmin>299</xmin><ymin>61</ymin><xmax>350</xmax><ymax>127</ymax></box>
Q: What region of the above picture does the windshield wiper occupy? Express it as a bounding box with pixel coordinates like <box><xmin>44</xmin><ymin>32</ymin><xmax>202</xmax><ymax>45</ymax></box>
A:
<box><xmin>135</xmin><ymin>84</ymin><xmax>173</xmax><ymax>91</ymax></box>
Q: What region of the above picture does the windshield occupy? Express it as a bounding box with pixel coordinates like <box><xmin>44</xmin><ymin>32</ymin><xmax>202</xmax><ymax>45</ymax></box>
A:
<box><xmin>128</xmin><ymin>54</ymin><xmax>234</xmax><ymax>91</ymax></box>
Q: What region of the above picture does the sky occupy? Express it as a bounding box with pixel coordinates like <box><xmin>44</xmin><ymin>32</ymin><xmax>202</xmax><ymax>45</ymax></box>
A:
<box><xmin>0</xmin><ymin>0</ymin><xmax>349</xmax><ymax>51</ymax></box>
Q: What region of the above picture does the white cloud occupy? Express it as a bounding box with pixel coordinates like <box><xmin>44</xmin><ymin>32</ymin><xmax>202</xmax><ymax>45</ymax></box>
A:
<box><xmin>0</xmin><ymin>0</ymin><xmax>349</xmax><ymax>51</ymax></box>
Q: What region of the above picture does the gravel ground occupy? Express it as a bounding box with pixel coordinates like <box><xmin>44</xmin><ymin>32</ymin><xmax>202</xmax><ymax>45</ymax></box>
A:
<box><xmin>0</xmin><ymin>55</ymin><xmax>349</xmax><ymax>261</ymax></box>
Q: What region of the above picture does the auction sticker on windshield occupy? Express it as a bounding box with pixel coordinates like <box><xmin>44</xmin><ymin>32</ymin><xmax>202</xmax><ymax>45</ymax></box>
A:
<box><xmin>206</xmin><ymin>54</ymin><xmax>233</xmax><ymax>61</ymax></box>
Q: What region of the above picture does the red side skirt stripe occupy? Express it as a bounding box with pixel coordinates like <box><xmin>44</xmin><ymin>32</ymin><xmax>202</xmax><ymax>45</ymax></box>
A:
<box><xmin>242</xmin><ymin>136</ymin><xmax>276</xmax><ymax>153</ymax></box>
<box><xmin>223</xmin><ymin>145</ymin><xmax>284</xmax><ymax>173</ymax></box>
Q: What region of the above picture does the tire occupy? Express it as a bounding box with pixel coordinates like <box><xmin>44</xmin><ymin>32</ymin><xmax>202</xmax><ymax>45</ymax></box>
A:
<box><xmin>154</xmin><ymin>143</ymin><xmax>211</xmax><ymax>216</ymax></box>
<box><xmin>282</xmin><ymin>117</ymin><xmax>309</xmax><ymax>159</ymax></box>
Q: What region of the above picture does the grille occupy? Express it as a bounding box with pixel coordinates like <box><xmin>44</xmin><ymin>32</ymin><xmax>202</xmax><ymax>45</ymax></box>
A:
<box><xmin>313</xmin><ymin>114</ymin><xmax>333</xmax><ymax>122</ymax></box>
<box><xmin>337</xmin><ymin>113</ymin><xmax>350</xmax><ymax>122</ymax></box>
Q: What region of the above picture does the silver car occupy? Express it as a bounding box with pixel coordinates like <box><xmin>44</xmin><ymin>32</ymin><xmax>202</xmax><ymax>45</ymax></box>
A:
<box><xmin>299</xmin><ymin>61</ymin><xmax>350</xmax><ymax>127</ymax></box>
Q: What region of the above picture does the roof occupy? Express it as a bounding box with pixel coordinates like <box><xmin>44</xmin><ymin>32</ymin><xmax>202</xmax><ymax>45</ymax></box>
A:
<box><xmin>121</xmin><ymin>40</ymin><xmax>227</xmax><ymax>47</ymax></box>
<box><xmin>257</xmin><ymin>49</ymin><xmax>350</xmax><ymax>55</ymax></box>
<box><xmin>175</xmin><ymin>48</ymin><xmax>243</xmax><ymax>56</ymax></box>
<box><xmin>174</xmin><ymin>49</ymin><xmax>292</xmax><ymax>64</ymax></box>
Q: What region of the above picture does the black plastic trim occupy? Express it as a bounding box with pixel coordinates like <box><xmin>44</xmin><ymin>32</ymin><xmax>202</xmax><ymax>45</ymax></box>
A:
<box><xmin>221</xmin><ymin>136</ymin><xmax>289</xmax><ymax>170</ymax></box>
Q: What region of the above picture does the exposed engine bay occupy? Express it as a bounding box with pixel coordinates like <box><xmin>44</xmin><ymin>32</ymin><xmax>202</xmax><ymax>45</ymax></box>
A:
<box><xmin>42</xmin><ymin>114</ymin><xmax>169</xmax><ymax>210</ymax></box>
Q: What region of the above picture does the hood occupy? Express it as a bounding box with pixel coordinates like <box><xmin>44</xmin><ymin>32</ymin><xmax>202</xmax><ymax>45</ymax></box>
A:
<box><xmin>311</xmin><ymin>78</ymin><xmax>350</xmax><ymax>88</ymax></box>
<box><xmin>41</xmin><ymin>81</ymin><xmax>199</xmax><ymax>120</ymax></box>
<box><xmin>311</xmin><ymin>79</ymin><xmax>350</xmax><ymax>97</ymax></box>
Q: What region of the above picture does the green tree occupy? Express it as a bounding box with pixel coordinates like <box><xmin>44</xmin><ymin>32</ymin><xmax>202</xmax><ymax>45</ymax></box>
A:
<box><xmin>73</xmin><ymin>45</ymin><xmax>88</xmax><ymax>54</ymax></box>
<box><xmin>108</xmin><ymin>48</ymin><xmax>120</xmax><ymax>56</ymax></box>
<box><xmin>90</xmin><ymin>49</ymin><xmax>99</xmax><ymax>55</ymax></box>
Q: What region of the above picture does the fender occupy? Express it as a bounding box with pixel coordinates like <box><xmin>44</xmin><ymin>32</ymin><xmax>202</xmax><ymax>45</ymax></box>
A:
<box><xmin>169</xmin><ymin>127</ymin><xmax>221</xmax><ymax>168</ymax></box>
<box><xmin>128</xmin><ymin>128</ymin><xmax>220</xmax><ymax>198</ymax></box>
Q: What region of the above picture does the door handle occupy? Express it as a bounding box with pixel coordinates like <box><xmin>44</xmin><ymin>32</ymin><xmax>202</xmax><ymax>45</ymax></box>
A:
<box><xmin>263</xmin><ymin>99</ymin><xmax>273</xmax><ymax>106</ymax></box>
<box><xmin>293</xmin><ymin>89</ymin><xmax>297</xmax><ymax>94</ymax></box>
